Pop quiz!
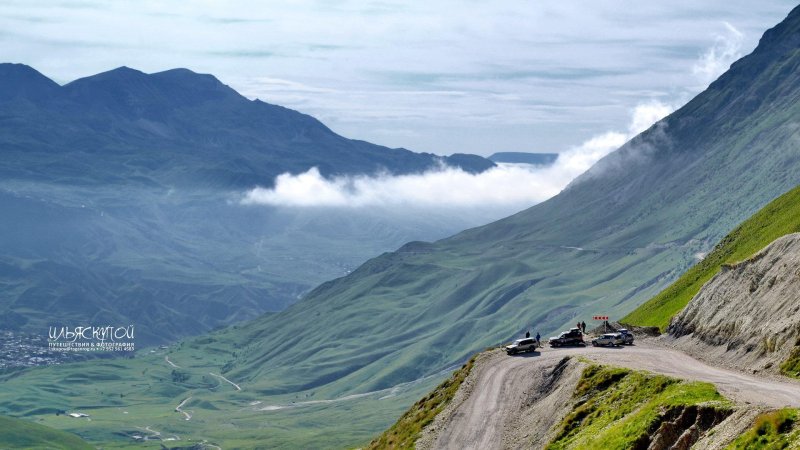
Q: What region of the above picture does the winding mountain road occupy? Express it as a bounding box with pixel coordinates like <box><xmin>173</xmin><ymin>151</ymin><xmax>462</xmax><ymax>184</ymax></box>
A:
<box><xmin>210</xmin><ymin>372</ymin><xmax>241</xmax><ymax>391</ymax></box>
<box><xmin>423</xmin><ymin>339</ymin><xmax>800</xmax><ymax>450</ymax></box>
<box><xmin>578</xmin><ymin>341</ymin><xmax>800</xmax><ymax>407</ymax></box>
<box><xmin>175</xmin><ymin>396</ymin><xmax>192</xmax><ymax>421</ymax></box>
<box><xmin>165</xmin><ymin>356</ymin><xmax>180</xmax><ymax>369</ymax></box>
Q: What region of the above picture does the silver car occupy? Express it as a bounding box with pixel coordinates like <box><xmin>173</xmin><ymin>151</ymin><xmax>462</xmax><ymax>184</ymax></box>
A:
<box><xmin>506</xmin><ymin>338</ymin><xmax>538</xmax><ymax>355</ymax></box>
<box><xmin>591</xmin><ymin>333</ymin><xmax>624</xmax><ymax>347</ymax></box>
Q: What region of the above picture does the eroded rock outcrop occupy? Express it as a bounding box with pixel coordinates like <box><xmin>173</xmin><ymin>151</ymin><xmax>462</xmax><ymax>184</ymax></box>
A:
<box><xmin>667</xmin><ymin>233</ymin><xmax>800</xmax><ymax>374</ymax></box>
<box><xmin>635</xmin><ymin>405</ymin><xmax>730</xmax><ymax>450</ymax></box>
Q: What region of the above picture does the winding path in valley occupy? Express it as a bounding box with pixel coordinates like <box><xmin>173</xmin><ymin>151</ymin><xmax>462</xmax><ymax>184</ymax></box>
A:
<box><xmin>209</xmin><ymin>372</ymin><xmax>241</xmax><ymax>391</ymax></box>
<box><xmin>175</xmin><ymin>396</ymin><xmax>192</xmax><ymax>421</ymax></box>
<box><xmin>164</xmin><ymin>356</ymin><xmax>180</xmax><ymax>369</ymax></box>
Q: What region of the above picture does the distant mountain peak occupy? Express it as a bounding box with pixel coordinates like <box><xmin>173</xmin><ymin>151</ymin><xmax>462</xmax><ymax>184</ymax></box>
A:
<box><xmin>59</xmin><ymin>65</ymin><xmax>242</xmax><ymax>115</ymax></box>
<box><xmin>0</xmin><ymin>62</ymin><xmax>44</xmax><ymax>75</ymax></box>
<box><xmin>150</xmin><ymin>67</ymin><xmax>233</xmax><ymax>94</ymax></box>
<box><xmin>109</xmin><ymin>65</ymin><xmax>142</xmax><ymax>74</ymax></box>
<box><xmin>153</xmin><ymin>67</ymin><xmax>207</xmax><ymax>77</ymax></box>
<box><xmin>0</xmin><ymin>63</ymin><xmax>59</xmax><ymax>100</ymax></box>
<box><xmin>64</xmin><ymin>66</ymin><xmax>227</xmax><ymax>90</ymax></box>
<box><xmin>83</xmin><ymin>65</ymin><xmax>148</xmax><ymax>81</ymax></box>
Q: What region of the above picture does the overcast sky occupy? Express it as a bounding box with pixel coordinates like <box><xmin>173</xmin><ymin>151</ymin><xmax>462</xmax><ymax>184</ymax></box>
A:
<box><xmin>0</xmin><ymin>1</ymin><xmax>796</xmax><ymax>156</ymax></box>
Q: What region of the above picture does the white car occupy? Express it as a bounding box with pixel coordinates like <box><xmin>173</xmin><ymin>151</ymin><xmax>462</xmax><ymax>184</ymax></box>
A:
<box><xmin>591</xmin><ymin>333</ymin><xmax>624</xmax><ymax>347</ymax></box>
<box><xmin>505</xmin><ymin>338</ymin><xmax>538</xmax><ymax>355</ymax></box>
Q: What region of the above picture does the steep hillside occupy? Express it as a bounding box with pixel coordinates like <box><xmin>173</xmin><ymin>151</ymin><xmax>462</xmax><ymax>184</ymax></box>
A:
<box><xmin>0</xmin><ymin>65</ymin><xmax>494</xmax><ymax>345</ymax></box>
<box><xmin>665</xmin><ymin>232</ymin><xmax>800</xmax><ymax>376</ymax></box>
<box><xmin>215</xmin><ymin>4</ymin><xmax>800</xmax><ymax>398</ymax></box>
<box><xmin>624</xmin><ymin>184</ymin><xmax>800</xmax><ymax>330</ymax></box>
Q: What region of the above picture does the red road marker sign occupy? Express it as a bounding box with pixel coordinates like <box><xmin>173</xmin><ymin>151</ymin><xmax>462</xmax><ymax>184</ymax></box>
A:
<box><xmin>592</xmin><ymin>315</ymin><xmax>609</xmax><ymax>321</ymax></box>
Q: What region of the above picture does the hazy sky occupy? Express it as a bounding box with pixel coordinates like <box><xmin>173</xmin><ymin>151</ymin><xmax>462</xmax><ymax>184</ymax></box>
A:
<box><xmin>0</xmin><ymin>1</ymin><xmax>796</xmax><ymax>156</ymax></box>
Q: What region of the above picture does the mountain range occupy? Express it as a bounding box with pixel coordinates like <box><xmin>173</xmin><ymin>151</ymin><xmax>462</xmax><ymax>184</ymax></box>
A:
<box><xmin>0</xmin><ymin>65</ymin><xmax>495</xmax><ymax>345</ymax></box>
<box><xmin>0</xmin><ymin>64</ymin><xmax>492</xmax><ymax>187</ymax></box>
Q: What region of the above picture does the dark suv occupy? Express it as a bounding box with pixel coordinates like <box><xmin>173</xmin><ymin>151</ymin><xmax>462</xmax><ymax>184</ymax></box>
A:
<box><xmin>618</xmin><ymin>328</ymin><xmax>635</xmax><ymax>345</ymax></box>
<box><xmin>548</xmin><ymin>328</ymin><xmax>585</xmax><ymax>347</ymax></box>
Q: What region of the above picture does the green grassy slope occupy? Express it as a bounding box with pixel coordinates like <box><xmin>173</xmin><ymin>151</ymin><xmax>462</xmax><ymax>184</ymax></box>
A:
<box><xmin>0</xmin><ymin>415</ymin><xmax>94</xmax><ymax>450</ymax></box>
<box><xmin>623</xmin><ymin>184</ymin><xmax>800</xmax><ymax>330</ymax></box>
<box><xmin>546</xmin><ymin>364</ymin><xmax>730</xmax><ymax>450</ymax></box>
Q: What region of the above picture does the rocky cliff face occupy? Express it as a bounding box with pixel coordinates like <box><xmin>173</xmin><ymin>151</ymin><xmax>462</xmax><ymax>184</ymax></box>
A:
<box><xmin>668</xmin><ymin>233</ymin><xmax>800</xmax><ymax>374</ymax></box>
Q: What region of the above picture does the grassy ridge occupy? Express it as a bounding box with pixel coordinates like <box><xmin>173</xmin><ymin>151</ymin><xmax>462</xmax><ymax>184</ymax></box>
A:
<box><xmin>622</xmin><ymin>184</ymin><xmax>800</xmax><ymax>331</ymax></box>
<box><xmin>0</xmin><ymin>415</ymin><xmax>93</xmax><ymax>450</ymax></box>
<box><xmin>546</xmin><ymin>365</ymin><xmax>731</xmax><ymax>450</ymax></box>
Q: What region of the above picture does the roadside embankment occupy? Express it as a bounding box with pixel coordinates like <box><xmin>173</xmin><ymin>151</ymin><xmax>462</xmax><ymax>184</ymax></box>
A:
<box><xmin>666</xmin><ymin>233</ymin><xmax>800</xmax><ymax>377</ymax></box>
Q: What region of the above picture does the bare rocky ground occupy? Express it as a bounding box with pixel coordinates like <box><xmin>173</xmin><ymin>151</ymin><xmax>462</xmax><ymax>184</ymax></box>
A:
<box><xmin>416</xmin><ymin>351</ymin><xmax>584</xmax><ymax>450</ymax></box>
<box><xmin>417</xmin><ymin>339</ymin><xmax>800</xmax><ymax>450</ymax></box>
<box><xmin>666</xmin><ymin>233</ymin><xmax>800</xmax><ymax>377</ymax></box>
<box><xmin>692</xmin><ymin>407</ymin><xmax>768</xmax><ymax>450</ymax></box>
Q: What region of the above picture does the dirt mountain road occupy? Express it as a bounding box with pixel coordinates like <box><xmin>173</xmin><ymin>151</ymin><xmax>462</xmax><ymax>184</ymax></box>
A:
<box><xmin>421</xmin><ymin>339</ymin><xmax>800</xmax><ymax>450</ymax></box>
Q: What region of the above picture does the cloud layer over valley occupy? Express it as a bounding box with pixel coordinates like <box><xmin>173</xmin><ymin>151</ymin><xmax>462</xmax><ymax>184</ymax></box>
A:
<box><xmin>240</xmin><ymin>19</ymin><xmax>743</xmax><ymax>213</ymax></box>
<box><xmin>242</xmin><ymin>100</ymin><xmax>674</xmax><ymax>210</ymax></box>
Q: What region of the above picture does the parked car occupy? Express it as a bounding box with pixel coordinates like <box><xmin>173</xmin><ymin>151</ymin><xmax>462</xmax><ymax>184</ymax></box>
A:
<box><xmin>592</xmin><ymin>333</ymin><xmax>624</xmax><ymax>347</ymax></box>
<box><xmin>618</xmin><ymin>328</ymin><xmax>635</xmax><ymax>345</ymax></box>
<box><xmin>506</xmin><ymin>338</ymin><xmax>538</xmax><ymax>355</ymax></box>
<box><xmin>549</xmin><ymin>328</ymin><xmax>585</xmax><ymax>347</ymax></box>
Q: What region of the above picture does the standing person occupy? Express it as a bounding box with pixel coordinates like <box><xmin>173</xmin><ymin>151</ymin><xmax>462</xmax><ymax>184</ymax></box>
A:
<box><xmin>581</xmin><ymin>321</ymin><xmax>586</xmax><ymax>333</ymax></box>
<box><xmin>535</xmin><ymin>332</ymin><xmax>540</xmax><ymax>346</ymax></box>
<box><xmin>525</xmin><ymin>330</ymin><xmax>530</xmax><ymax>338</ymax></box>
<box><xmin>576</xmin><ymin>321</ymin><xmax>581</xmax><ymax>330</ymax></box>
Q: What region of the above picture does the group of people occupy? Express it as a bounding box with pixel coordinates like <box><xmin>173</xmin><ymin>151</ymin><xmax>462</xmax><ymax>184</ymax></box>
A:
<box><xmin>524</xmin><ymin>330</ymin><xmax>541</xmax><ymax>345</ymax></box>
<box><xmin>523</xmin><ymin>320</ymin><xmax>588</xmax><ymax>346</ymax></box>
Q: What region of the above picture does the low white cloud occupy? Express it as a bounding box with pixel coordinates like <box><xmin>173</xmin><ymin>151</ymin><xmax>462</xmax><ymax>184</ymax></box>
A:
<box><xmin>692</xmin><ymin>22</ymin><xmax>744</xmax><ymax>86</ymax></box>
<box><xmin>628</xmin><ymin>101</ymin><xmax>674</xmax><ymax>135</ymax></box>
<box><xmin>241</xmin><ymin>100</ymin><xmax>673</xmax><ymax>209</ymax></box>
